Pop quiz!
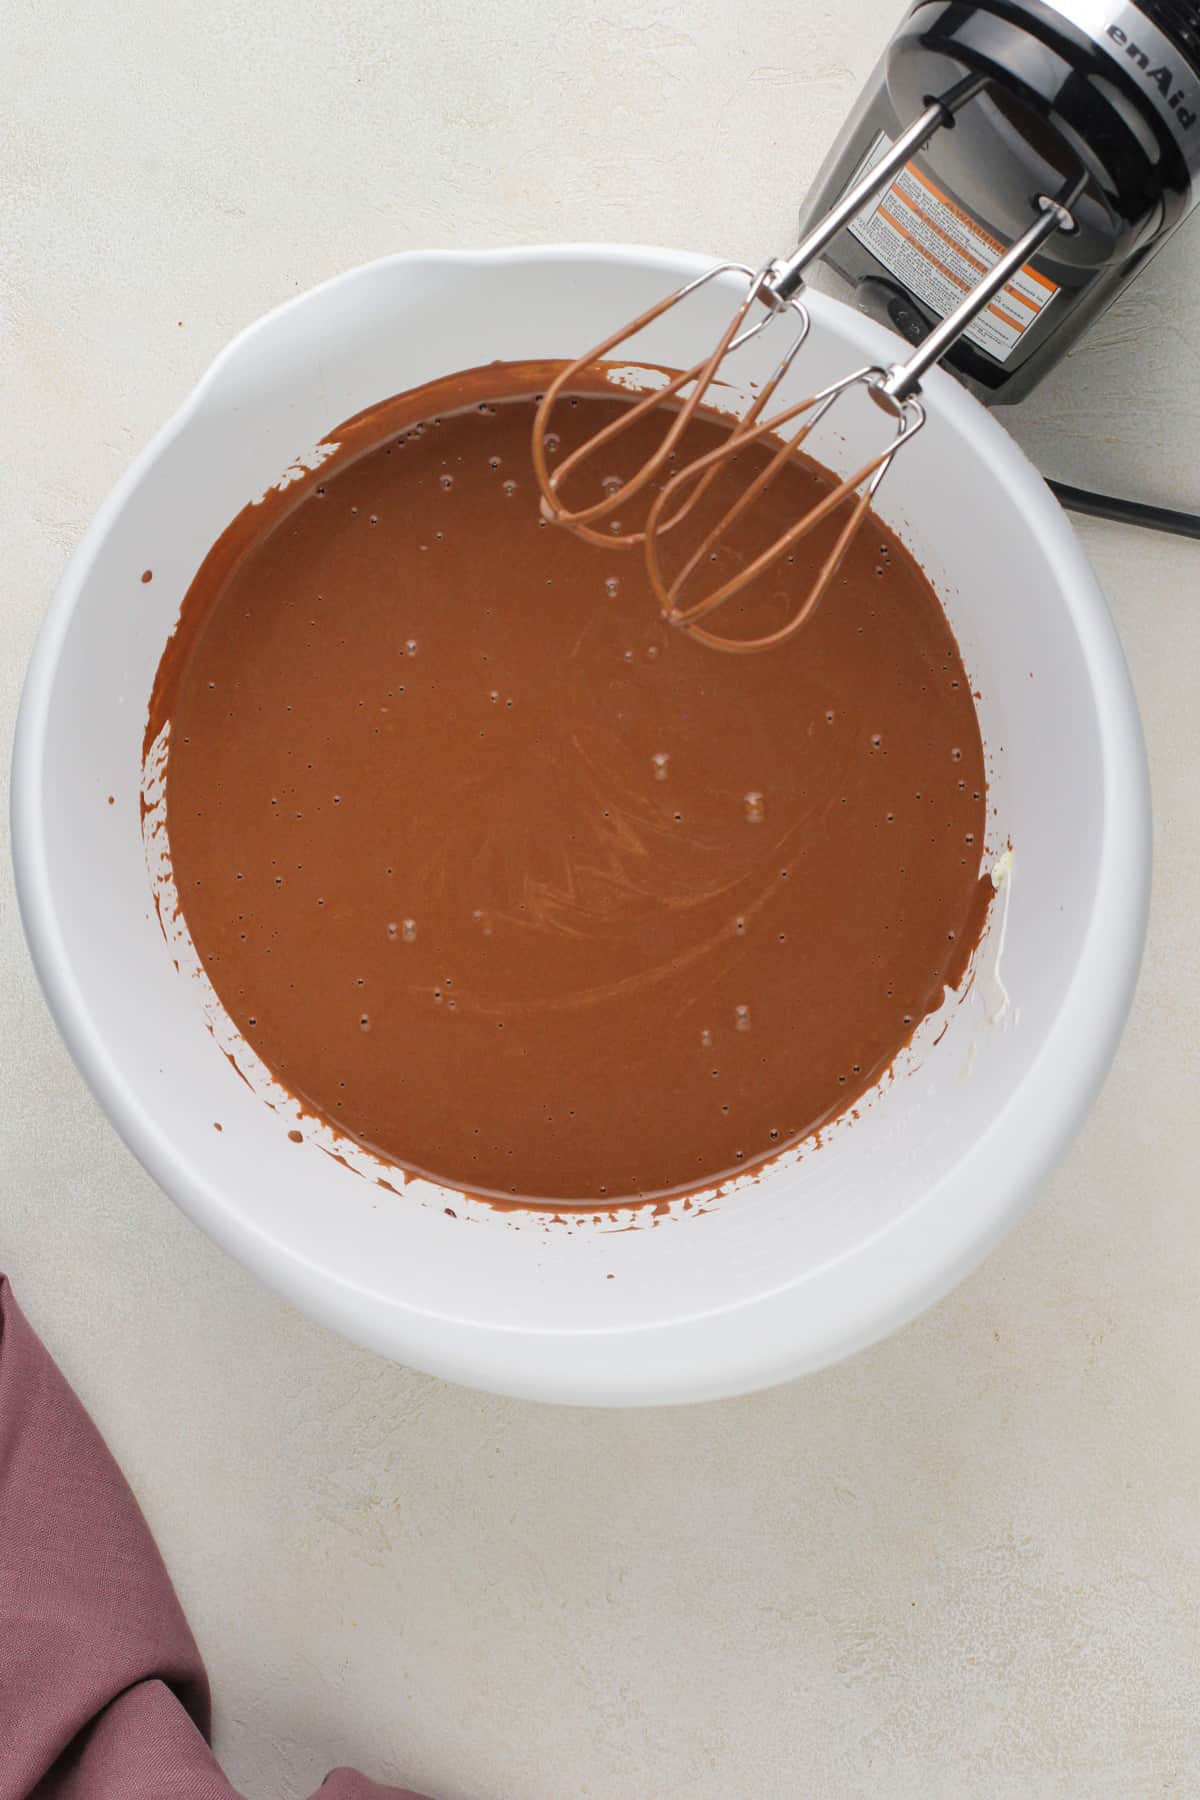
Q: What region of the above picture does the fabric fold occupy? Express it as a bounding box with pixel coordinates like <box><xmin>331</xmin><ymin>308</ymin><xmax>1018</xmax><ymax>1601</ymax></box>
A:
<box><xmin>0</xmin><ymin>1277</ymin><xmax>429</xmax><ymax>1800</ymax></box>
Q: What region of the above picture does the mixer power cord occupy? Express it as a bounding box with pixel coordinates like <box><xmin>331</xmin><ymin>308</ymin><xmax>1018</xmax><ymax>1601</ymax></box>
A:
<box><xmin>1046</xmin><ymin>481</ymin><xmax>1200</xmax><ymax>541</ymax></box>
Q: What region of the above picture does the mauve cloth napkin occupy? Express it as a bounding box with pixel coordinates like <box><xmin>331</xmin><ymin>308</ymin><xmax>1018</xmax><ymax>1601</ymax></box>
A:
<box><xmin>0</xmin><ymin>1277</ymin><xmax>430</xmax><ymax>1799</ymax></box>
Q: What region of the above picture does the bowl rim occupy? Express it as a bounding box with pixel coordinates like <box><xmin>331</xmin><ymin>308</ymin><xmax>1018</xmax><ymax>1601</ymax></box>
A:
<box><xmin>11</xmin><ymin>243</ymin><xmax>1152</xmax><ymax>1404</ymax></box>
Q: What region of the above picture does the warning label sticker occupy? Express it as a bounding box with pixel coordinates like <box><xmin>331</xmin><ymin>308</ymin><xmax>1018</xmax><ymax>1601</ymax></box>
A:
<box><xmin>846</xmin><ymin>135</ymin><xmax>1058</xmax><ymax>364</ymax></box>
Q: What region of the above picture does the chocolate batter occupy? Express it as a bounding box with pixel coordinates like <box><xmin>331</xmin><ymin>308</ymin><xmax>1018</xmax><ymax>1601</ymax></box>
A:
<box><xmin>148</xmin><ymin>360</ymin><xmax>990</xmax><ymax>1204</ymax></box>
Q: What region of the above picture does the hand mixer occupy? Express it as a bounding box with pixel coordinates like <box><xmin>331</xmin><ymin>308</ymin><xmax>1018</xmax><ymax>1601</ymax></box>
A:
<box><xmin>534</xmin><ymin>0</ymin><xmax>1200</xmax><ymax>652</ymax></box>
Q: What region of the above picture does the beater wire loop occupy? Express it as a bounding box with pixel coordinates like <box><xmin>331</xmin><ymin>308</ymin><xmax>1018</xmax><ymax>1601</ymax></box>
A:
<box><xmin>645</xmin><ymin>374</ymin><xmax>925</xmax><ymax>653</ymax></box>
<box><xmin>531</xmin><ymin>262</ymin><xmax>810</xmax><ymax>548</ymax></box>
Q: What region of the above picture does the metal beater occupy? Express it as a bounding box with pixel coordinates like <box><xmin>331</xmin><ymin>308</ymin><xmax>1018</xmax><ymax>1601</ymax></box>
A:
<box><xmin>532</xmin><ymin>78</ymin><xmax>1082</xmax><ymax>652</ymax></box>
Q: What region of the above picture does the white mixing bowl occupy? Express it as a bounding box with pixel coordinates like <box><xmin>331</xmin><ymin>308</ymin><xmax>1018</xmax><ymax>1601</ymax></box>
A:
<box><xmin>12</xmin><ymin>246</ymin><xmax>1150</xmax><ymax>1404</ymax></box>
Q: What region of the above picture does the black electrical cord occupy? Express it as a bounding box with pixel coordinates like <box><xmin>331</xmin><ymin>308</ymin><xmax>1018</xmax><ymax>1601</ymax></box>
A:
<box><xmin>1045</xmin><ymin>479</ymin><xmax>1200</xmax><ymax>541</ymax></box>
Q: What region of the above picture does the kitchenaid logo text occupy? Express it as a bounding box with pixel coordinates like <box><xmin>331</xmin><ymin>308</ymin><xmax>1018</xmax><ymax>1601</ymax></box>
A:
<box><xmin>1107</xmin><ymin>23</ymin><xmax>1196</xmax><ymax>129</ymax></box>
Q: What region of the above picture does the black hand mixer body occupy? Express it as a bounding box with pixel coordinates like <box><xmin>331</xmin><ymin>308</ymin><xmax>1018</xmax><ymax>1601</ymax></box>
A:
<box><xmin>803</xmin><ymin>0</ymin><xmax>1200</xmax><ymax>400</ymax></box>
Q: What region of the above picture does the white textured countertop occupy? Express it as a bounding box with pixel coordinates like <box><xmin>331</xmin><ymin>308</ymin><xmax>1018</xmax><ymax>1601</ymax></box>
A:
<box><xmin>3</xmin><ymin>2</ymin><xmax>1198</xmax><ymax>1793</ymax></box>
